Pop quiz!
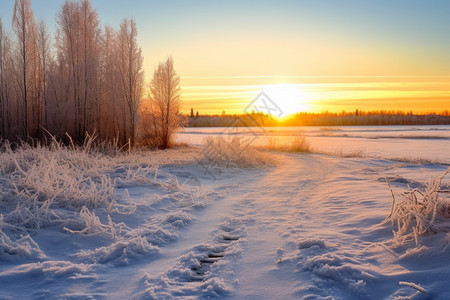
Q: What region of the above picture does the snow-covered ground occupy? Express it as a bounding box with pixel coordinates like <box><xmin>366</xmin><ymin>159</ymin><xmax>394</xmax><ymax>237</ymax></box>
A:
<box><xmin>179</xmin><ymin>125</ymin><xmax>450</xmax><ymax>163</ymax></box>
<box><xmin>1</xmin><ymin>128</ymin><xmax>449</xmax><ymax>299</ymax></box>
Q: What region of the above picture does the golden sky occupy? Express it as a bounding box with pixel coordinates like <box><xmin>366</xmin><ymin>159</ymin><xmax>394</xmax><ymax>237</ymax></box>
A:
<box><xmin>141</xmin><ymin>1</ymin><xmax>450</xmax><ymax>115</ymax></box>
<box><xmin>180</xmin><ymin>76</ymin><xmax>450</xmax><ymax>115</ymax></box>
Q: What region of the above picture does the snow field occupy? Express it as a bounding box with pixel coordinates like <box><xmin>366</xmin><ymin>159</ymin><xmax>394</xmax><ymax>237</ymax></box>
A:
<box><xmin>0</xmin><ymin>136</ymin><xmax>449</xmax><ymax>299</ymax></box>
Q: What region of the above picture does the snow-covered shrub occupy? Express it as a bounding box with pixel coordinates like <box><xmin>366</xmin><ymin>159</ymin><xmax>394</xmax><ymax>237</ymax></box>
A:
<box><xmin>75</xmin><ymin>236</ymin><xmax>159</xmax><ymax>265</ymax></box>
<box><xmin>334</xmin><ymin>147</ymin><xmax>366</xmax><ymax>158</ymax></box>
<box><xmin>261</xmin><ymin>137</ymin><xmax>312</xmax><ymax>153</ymax></box>
<box><xmin>199</xmin><ymin>136</ymin><xmax>276</xmax><ymax>168</ymax></box>
<box><xmin>63</xmin><ymin>207</ymin><xmax>126</xmax><ymax>239</ymax></box>
<box><xmin>383</xmin><ymin>167</ymin><xmax>450</xmax><ymax>246</ymax></box>
<box><xmin>0</xmin><ymin>228</ymin><xmax>46</xmax><ymax>261</ymax></box>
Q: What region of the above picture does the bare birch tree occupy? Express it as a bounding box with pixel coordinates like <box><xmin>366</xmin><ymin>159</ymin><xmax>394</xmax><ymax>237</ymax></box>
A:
<box><xmin>36</xmin><ymin>20</ymin><xmax>50</xmax><ymax>133</ymax></box>
<box><xmin>0</xmin><ymin>18</ymin><xmax>5</xmax><ymax>137</ymax></box>
<box><xmin>117</xmin><ymin>18</ymin><xmax>144</xmax><ymax>147</ymax></box>
<box><xmin>56</xmin><ymin>0</ymin><xmax>101</xmax><ymax>142</ymax></box>
<box><xmin>0</xmin><ymin>18</ymin><xmax>8</xmax><ymax>137</ymax></box>
<box><xmin>0</xmin><ymin>22</ymin><xmax>14</xmax><ymax>139</ymax></box>
<box><xmin>12</xmin><ymin>0</ymin><xmax>38</xmax><ymax>136</ymax></box>
<box><xmin>144</xmin><ymin>57</ymin><xmax>184</xmax><ymax>149</ymax></box>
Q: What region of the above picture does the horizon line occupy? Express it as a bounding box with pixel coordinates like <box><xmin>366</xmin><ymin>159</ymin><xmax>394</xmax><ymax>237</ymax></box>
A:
<box><xmin>182</xmin><ymin>75</ymin><xmax>450</xmax><ymax>79</ymax></box>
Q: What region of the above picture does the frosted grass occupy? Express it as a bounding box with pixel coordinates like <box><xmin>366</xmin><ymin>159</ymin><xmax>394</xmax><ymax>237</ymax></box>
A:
<box><xmin>0</xmin><ymin>137</ymin><xmax>200</xmax><ymax>261</ymax></box>
<box><xmin>384</xmin><ymin>167</ymin><xmax>450</xmax><ymax>246</ymax></box>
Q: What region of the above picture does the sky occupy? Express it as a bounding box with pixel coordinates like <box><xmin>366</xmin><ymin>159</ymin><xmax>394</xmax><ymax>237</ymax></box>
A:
<box><xmin>1</xmin><ymin>0</ymin><xmax>449</xmax><ymax>115</ymax></box>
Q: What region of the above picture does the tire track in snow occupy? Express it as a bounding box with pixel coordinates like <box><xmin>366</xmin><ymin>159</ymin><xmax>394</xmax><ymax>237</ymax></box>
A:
<box><xmin>137</xmin><ymin>217</ymin><xmax>246</xmax><ymax>298</ymax></box>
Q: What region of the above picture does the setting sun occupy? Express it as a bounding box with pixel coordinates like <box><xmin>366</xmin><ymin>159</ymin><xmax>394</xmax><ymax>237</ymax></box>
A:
<box><xmin>263</xmin><ymin>84</ymin><xmax>311</xmax><ymax>117</ymax></box>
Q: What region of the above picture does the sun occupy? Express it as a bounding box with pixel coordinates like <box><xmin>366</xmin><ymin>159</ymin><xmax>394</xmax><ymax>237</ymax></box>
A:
<box><xmin>263</xmin><ymin>84</ymin><xmax>311</xmax><ymax>117</ymax></box>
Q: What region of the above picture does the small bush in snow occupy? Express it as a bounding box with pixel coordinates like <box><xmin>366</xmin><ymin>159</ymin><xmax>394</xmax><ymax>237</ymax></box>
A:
<box><xmin>261</xmin><ymin>137</ymin><xmax>312</xmax><ymax>153</ymax></box>
<box><xmin>199</xmin><ymin>136</ymin><xmax>276</xmax><ymax>169</ymax></box>
<box><xmin>383</xmin><ymin>167</ymin><xmax>450</xmax><ymax>246</ymax></box>
<box><xmin>334</xmin><ymin>147</ymin><xmax>366</xmax><ymax>158</ymax></box>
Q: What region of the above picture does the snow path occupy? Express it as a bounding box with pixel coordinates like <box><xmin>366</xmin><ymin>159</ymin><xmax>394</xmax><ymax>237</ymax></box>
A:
<box><xmin>136</xmin><ymin>153</ymin><xmax>399</xmax><ymax>299</ymax></box>
<box><xmin>103</xmin><ymin>154</ymin><xmax>335</xmax><ymax>298</ymax></box>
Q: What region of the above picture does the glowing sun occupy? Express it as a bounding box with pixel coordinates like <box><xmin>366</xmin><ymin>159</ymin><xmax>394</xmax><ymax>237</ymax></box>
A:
<box><xmin>263</xmin><ymin>84</ymin><xmax>311</xmax><ymax>117</ymax></box>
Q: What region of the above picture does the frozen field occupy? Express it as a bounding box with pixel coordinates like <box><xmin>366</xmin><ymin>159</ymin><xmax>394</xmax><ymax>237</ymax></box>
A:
<box><xmin>179</xmin><ymin>125</ymin><xmax>450</xmax><ymax>163</ymax></box>
<box><xmin>0</xmin><ymin>126</ymin><xmax>449</xmax><ymax>299</ymax></box>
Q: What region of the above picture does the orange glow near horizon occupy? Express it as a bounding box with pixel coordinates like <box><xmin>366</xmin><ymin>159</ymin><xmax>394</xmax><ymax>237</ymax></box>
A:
<box><xmin>179</xmin><ymin>76</ymin><xmax>450</xmax><ymax>115</ymax></box>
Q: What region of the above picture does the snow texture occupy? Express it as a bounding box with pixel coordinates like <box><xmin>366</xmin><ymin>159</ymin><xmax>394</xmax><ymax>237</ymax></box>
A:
<box><xmin>1</xmin><ymin>125</ymin><xmax>450</xmax><ymax>299</ymax></box>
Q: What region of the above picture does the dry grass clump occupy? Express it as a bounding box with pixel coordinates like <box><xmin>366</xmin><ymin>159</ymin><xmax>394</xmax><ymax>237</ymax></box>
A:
<box><xmin>198</xmin><ymin>136</ymin><xmax>276</xmax><ymax>168</ymax></box>
<box><xmin>334</xmin><ymin>147</ymin><xmax>367</xmax><ymax>158</ymax></box>
<box><xmin>261</xmin><ymin>137</ymin><xmax>313</xmax><ymax>153</ymax></box>
<box><xmin>320</xmin><ymin>127</ymin><xmax>342</xmax><ymax>132</ymax></box>
<box><xmin>383</xmin><ymin>167</ymin><xmax>450</xmax><ymax>246</ymax></box>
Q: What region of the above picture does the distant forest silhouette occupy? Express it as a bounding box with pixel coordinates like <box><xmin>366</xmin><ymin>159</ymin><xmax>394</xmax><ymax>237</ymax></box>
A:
<box><xmin>188</xmin><ymin>110</ymin><xmax>450</xmax><ymax>127</ymax></box>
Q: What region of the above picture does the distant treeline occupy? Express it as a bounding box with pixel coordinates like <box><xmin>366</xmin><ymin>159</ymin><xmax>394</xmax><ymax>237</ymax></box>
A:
<box><xmin>188</xmin><ymin>110</ymin><xmax>450</xmax><ymax>127</ymax></box>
